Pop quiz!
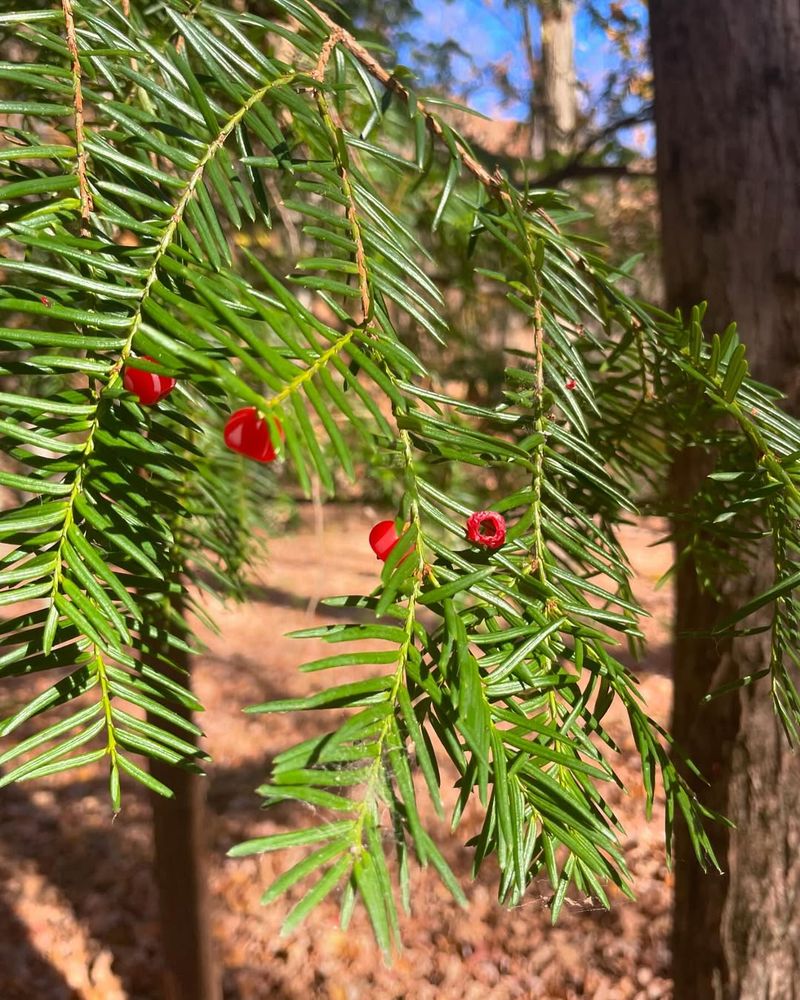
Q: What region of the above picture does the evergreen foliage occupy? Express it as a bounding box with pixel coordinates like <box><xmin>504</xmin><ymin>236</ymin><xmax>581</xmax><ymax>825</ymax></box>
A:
<box><xmin>1</xmin><ymin>0</ymin><xmax>799</xmax><ymax>947</ymax></box>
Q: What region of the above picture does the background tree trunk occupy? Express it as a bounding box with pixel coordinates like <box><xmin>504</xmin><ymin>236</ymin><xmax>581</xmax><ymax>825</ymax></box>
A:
<box><xmin>529</xmin><ymin>1</ymin><xmax>576</xmax><ymax>157</ymax></box>
<box><xmin>650</xmin><ymin>3</ymin><xmax>800</xmax><ymax>998</ymax></box>
<box><xmin>147</xmin><ymin>617</ymin><xmax>221</xmax><ymax>1000</ymax></box>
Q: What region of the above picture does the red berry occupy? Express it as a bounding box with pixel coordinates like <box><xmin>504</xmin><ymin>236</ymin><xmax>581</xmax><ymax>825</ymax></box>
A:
<box><xmin>224</xmin><ymin>407</ymin><xmax>283</xmax><ymax>462</ymax></box>
<box><xmin>369</xmin><ymin>520</ymin><xmax>400</xmax><ymax>561</ymax></box>
<box><xmin>466</xmin><ymin>510</ymin><xmax>506</xmax><ymax>550</ymax></box>
<box><xmin>123</xmin><ymin>355</ymin><xmax>176</xmax><ymax>405</ymax></box>
<box><xmin>565</xmin><ymin>378</ymin><xmax>577</xmax><ymax>391</ymax></box>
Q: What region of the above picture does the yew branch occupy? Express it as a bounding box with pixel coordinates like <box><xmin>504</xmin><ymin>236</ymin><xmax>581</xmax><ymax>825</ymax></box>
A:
<box><xmin>61</xmin><ymin>0</ymin><xmax>93</xmax><ymax>235</ymax></box>
<box><xmin>307</xmin><ymin>1</ymin><xmax>507</xmax><ymax>201</ymax></box>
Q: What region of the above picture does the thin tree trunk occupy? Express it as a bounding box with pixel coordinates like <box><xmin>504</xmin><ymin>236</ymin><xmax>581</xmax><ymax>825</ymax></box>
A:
<box><xmin>147</xmin><ymin>619</ymin><xmax>221</xmax><ymax>1000</ymax></box>
<box><xmin>650</xmin><ymin>3</ymin><xmax>800</xmax><ymax>998</ymax></box>
<box><xmin>537</xmin><ymin>0</ymin><xmax>576</xmax><ymax>156</ymax></box>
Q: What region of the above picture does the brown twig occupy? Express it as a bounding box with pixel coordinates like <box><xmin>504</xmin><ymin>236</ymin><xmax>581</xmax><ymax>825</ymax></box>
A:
<box><xmin>307</xmin><ymin>4</ymin><xmax>571</xmax><ymax>245</ymax></box>
<box><xmin>307</xmin><ymin>2</ymin><xmax>507</xmax><ymax>203</ymax></box>
<box><xmin>313</xmin><ymin>27</ymin><xmax>345</xmax><ymax>83</ymax></box>
<box><xmin>530</xmin><ymin>107</ymin><xmax>653</xmax><ymax>189</ymax></box>
<box><xmin>61</xmin><ymin>0</ymin><xmax>93</xmax><ymax>236</ymax></box>
<box><xmin>532</xmin><ymin>162</ymin><xmax>654</xmax><ymax>188</ymax></box>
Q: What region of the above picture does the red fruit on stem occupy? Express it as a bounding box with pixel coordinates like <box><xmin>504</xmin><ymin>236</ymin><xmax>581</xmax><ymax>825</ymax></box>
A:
<box><xmin>466</xmin><ymin>510</ymin><xmax>507</xmax><ymax>550</ymax></box>
<box><xmin>565</xmin><ymin>377</ymin><xmax>577</xmax><ymax>391</ymax></box>
<box><xmin>224</xmin><ymin>407</ymin><xmax>283</xmax><ymax>462</ymax></box>
<box><xmin>123</xmin><ymin>355</ymin><xmax>176</xmax><ymax>405</ymax></box>
<box><xmin>369</xmin><ymin>520</ymin><xmax>400</xmax><ymax>561</ymax></box>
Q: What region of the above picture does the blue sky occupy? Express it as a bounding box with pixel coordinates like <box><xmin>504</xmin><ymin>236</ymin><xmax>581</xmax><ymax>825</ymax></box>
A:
<box><xmin>399</xmin><ymin>0</ymin><xmax>648</xmax><ymax>124</ymax></box>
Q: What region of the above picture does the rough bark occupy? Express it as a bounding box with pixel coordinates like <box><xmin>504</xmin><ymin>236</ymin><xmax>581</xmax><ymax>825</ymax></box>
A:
<box><xmin>650</xmin><ymin>3</ymin><xmax>800</xmax><ymax>998</ymax></box>
<box><xmin>147</xmin><ymin>630</ymin><xmax>221</xmax><ymax>1000</ymax></box>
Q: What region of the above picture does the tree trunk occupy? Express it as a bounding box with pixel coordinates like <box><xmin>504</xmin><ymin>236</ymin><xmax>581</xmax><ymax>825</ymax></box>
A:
<box><xmin>147</xmin><ymin>634</ymin><xmax>221</xmax><ymax>1000</ymax></box>
<box><xmin>537</xmin><ymin>0</ymin><xmax>576</xmax><ymax>156</ymax></box>
<box><xmin>650</xmin><ymin>3</ymin><xmax>800</xmax><ymax>998</ymax></box>
<box><xmin>525</xmin><ymin>1</ymin><xmax>577</xmax><ymax>158</ymax></box>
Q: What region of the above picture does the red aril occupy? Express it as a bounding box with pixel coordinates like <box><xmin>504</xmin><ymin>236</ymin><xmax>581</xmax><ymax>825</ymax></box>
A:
<box><xmin>224</xmin><ymin>407</ymin><xmax>283</xmax><ymax>462</ymax></box>
<box><xmin>465</xmin><ymin>510</ymin><xmax>506</xmax><ymax>550</ymax></box>
<box><xmin>123</xmin><ymin>356</ymin><xmax>176</xmax><ymax>406</ymax></box>
<box><xmin>369</xmin><ymin>520</ymin><xmax>400</xmax><ymax>561</ymax></box>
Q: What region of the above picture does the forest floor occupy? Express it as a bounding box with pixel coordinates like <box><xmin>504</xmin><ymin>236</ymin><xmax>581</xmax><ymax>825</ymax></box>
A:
<box><xmin>0</xmin><ymin>505</ymin><xmax>684</xmax><ymax>1000</ymax></box>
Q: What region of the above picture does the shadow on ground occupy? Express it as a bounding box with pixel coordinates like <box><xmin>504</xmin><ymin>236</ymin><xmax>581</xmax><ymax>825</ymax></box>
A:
<box><xmin>0</xmin><ymin>753</ymin><xmax>319</xmax><ymax>1000</ymax></box>
<box><xmin>0</xmin><ymin>891</ymin><xmax>77</xmax><ymax>1000</ymax></box>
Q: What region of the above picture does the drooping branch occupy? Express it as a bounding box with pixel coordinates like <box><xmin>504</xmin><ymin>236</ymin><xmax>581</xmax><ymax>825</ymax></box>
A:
<box><xmin>306</xmin><ymin>1</ymin><xmax>508</xmax><ymax>202</ymax></box>
<box><xmin>44</xmin><ymin>71</ymin><xmax>297</xmax><ymax>642</ymax></box>
<box><xmin>304</xmin><ymin>2</ymin><xmax>575</xmax><ymax>244</ymax></box>
<box><xmin>313</xmin><ymin>43</ymin><xmax>371</xmax><ymax>326</ymax></box>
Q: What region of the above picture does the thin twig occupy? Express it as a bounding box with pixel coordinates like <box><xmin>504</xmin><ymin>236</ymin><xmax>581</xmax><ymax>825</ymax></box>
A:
<box><xmin>61</xmin><ymin>0</ymin><xmax>93</xmax><ymax>236</ymax></box>
<box><xmin>307</xmin><ymin>4</ymin><xmax>570</xmax><ymax>242</ymax></box>
<box><xmin>307</xmin><ymin>2</ymin><xmax>507</xmax><ymax>203</ymax></box>
<box><xmin>313</xmin><ymin>58</ymin><xmax>372</xmax><ymax>325</ymax></box>
<box><xmin>530</xmin><ymin>106</ymin><xmax>653</xmax><ymax>188</ymax></box>
<box><xmin>313</xmin><ymin>27</ymin><xmax>345</xmax><ymax>82</ymax></box>
<box><xmin>532</xmin><ymin>162</ymin><xmax>654</xmax><ymax>188</ymax></box>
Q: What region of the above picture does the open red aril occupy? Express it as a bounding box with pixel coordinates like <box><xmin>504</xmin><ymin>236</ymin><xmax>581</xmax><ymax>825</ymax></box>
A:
<box><xmin>224</xmin><ymin>407</ymin><xmax>283</xmax><ymax>462</ymax></box>
<box><xmin>123</xmin><ymin>355</ymin><xmax>176</xmax><ymax>405</ymax></box>
<box><xmin>369</xmin><ymin>520</ymin><xmax>400</xmax><ymax>561</ymax></box>
<box><xmin>466</xmin><ymin>510</ymin><xmax>507</xmax><ymax>550</ymax></box>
